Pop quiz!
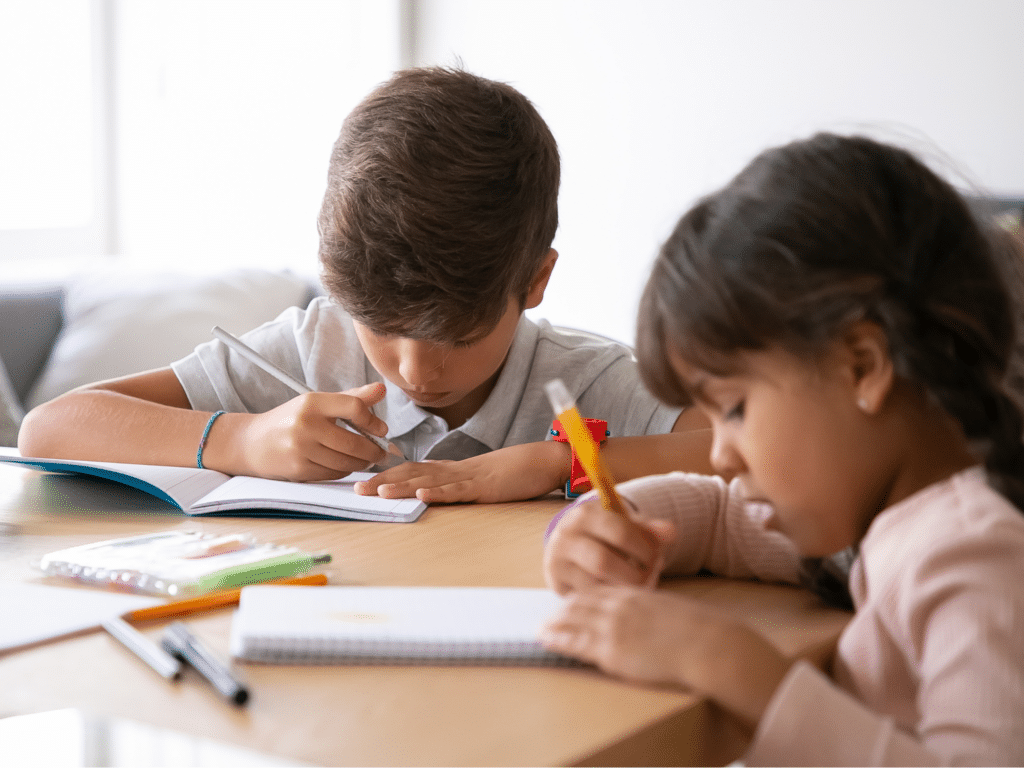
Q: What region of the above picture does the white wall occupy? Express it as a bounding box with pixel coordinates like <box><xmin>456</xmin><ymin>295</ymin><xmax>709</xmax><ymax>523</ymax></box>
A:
<box><xmin>113</xmin><ymin>0</ymin><xmax>402</xmax><ymax>275</ymax></box>
<box><xmin>8</xmin><ymin>1</ymin><xmax>1021</xmax><ymax>344</ymax></box>
<box><xmin>413</xmin><ymin>0</ymin><xmax>1024</xmax><ymax>344</ymax></box>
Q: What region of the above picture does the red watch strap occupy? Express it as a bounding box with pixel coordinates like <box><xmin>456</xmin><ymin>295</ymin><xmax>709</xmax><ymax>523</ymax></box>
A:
<box><xmin>550</xmin><ymin>418</ymin><xmax>610</xmax><ymax>497</ymax></box>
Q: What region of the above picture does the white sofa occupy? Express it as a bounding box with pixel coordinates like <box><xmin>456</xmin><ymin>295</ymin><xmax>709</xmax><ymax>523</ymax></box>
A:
<box><xmin>1</xmin><ymin>267</ymin><xmax>321</xmax><ymax>447</ymax></box>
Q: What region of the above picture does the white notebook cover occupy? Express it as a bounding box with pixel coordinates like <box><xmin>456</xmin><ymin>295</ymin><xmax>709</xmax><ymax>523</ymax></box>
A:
<box><xmin>230</xmin><ymin>585</ymin><xmax>576</xmax><ymax>665</ymax></box>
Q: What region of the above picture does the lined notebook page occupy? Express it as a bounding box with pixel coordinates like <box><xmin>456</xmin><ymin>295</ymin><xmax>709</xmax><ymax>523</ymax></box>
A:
<box><xmin>194</xmin><ymin>474</ymin><xmax>424</xmax><ymax>520</ymax></box>
<box><xmin>0</xmin><ymin>452</ymin><xmax>229</xmax><ymax>510</ymax></box>
<box><xmin>230</xmin><ymin>585</ymin><xmax>575</xmax><ymax>665</ymax></box>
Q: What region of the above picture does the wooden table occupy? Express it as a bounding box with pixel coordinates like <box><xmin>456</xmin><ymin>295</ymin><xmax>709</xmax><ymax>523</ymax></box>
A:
<box><xmin>0</xmin><ymin>464</ymin><xmax>851</xmax><ymax>766</ymax></box>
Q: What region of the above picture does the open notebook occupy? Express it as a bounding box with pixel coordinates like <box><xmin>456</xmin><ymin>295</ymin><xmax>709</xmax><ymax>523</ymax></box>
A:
<box><xmin>230</xmin><ymin>585</ymin><xmax>577</xmax><ymax>666</ymax></box>
<box><xmin>0</xmin><ymin>452</ymin><xmax>425</xmax><ymax>523</ymax></box>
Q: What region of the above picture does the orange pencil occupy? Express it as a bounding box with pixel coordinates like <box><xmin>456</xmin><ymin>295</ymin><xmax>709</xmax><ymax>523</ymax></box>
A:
<box><xmin>544</xmin><ymin>378</ymin><xmax>628</xmax><ymax>516</ymax></box>
<box><xmin>125</xmin><ymin>573</ymin><xmax>328</xmax><ymax>623</ymax></box>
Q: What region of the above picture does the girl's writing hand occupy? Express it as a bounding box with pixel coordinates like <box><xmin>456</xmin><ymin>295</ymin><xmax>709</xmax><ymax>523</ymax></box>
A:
<box><xmin>352</xmin><ymin>441</ymin><xmax>567</xmax><ymax>503</ymax></box>
<box><xmin>226</xmin><ymin>383</ymin><xmax>390</xmax><ymax>481</ymax></box>
<box><xmin>539</xmin><ymin>585</ymin><xmax>791</xmax><ymax>730</ymax></box>
<box><xmin>543</xmin><ymin>497</ymin><xmax>675</xmax><ymax>594</ymax></box>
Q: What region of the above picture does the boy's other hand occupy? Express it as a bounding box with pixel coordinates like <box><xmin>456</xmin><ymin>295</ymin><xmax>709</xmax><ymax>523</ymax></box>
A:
<box><xmin>231</xmin><ymin>383</ymin><xmax>391</xmax><ymax>481</ymax></box>
<box><xmin>542</xmin><ymin>497</ymin><xmax>675</xmax><ymax>595</ymax></box>
<box><xmin>352</xmin><ymin>441</ymin><xmax>568</xmax><ymax>504</ymax></box>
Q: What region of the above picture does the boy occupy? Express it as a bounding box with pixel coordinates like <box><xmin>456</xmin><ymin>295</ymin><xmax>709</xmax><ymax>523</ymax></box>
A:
<box><xmin>19</xmin><ymin>67</ymin><xmax>710</xmax><ymax>503</ymax></box>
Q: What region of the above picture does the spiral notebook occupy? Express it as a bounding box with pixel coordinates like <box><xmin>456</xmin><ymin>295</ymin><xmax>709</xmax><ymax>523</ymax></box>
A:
<box><xmin>229</xmin><ymin>585</ymin><xmax>577</xmax><ymax>666</ymax></box>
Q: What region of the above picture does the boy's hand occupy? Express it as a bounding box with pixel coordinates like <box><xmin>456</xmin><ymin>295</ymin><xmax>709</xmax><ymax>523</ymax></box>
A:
<box><xmin>543</xmin><ymin>497</ymin><xmax>675</xmax><ymax>594</ymax></box>
<box><xmin>352</xmin><ymin>441</ymin><xmax>568</xmax><ymax>504</ymax></box>
<box><xmin>539</xmin><ymin>585</ymin><xmax>791</xmax><ymax>730</ymax></box>
<box><xmin>227</xmin><ymin>383</ymin><xmax>391</xmax><ymax>481</ymax></box>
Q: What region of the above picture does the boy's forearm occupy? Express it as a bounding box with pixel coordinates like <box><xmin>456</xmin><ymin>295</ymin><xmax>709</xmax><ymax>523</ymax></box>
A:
<box><xmin>18</xmin><ymin>389</ymin><xmax>213</xmax><ymax>468</ymax></box>
<box><xmin>602</xmin><ymin>430</ymin><xmax>715</xmax><ymax>481</ymax></box>
<box><xmin>540</xmin><ymin>438</ymin><xmax>573</xmax><ymax>491</ymax></box>
<box><xmin>541</xmin><ymin>411</ymin><xmax>714</xmax><ymax>496</ymax></box>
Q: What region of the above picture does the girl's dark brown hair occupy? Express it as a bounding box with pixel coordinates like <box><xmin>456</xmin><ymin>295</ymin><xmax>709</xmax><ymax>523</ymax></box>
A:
<box><xmin>318</xmin><ymin>66</ymin><xmax>559</xmax><ymax>342</ymax></box>
<box><xmin>637</xmin><ymin>132</ymin><xmax>1024</xmax><ymax>511</ymax></box>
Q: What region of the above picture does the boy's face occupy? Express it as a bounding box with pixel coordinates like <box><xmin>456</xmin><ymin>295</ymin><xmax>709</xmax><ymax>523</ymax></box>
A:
<box><xmin>351</xmin><ymin>249</ymin><xmax>558</xmax><ymax>429</ymax></box>
<box><xmin>352</xmin><ymin>298</ymin><xmax>524</xmax><ymax>429</ymax></box>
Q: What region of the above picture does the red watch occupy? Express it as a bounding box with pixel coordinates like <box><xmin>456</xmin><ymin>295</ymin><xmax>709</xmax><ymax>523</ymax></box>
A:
<box><xmin>549</xmin><ymin>418</ymin><xmax>610</xmax><ymax>498</ymax></box>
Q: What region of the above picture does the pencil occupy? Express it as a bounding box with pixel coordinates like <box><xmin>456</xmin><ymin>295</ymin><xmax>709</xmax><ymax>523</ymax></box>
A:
<box><xmin>124</xmin><ymin>572</ymin><xmax>328</xmax><ymax>623</ymax></box>
<box><xmin>544</xmin><ymin>378</ymin><xmax>628</xmax><ymax>516</ymax></box>
<box><xmin>210</xmin><ymin>325</ymin><xmax>404</xmax><ymax>461</ymax></box>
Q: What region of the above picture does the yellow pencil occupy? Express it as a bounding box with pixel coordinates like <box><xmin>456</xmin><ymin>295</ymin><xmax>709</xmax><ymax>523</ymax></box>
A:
<box><xmin>124</xmin><ymin>572</ymin><xmax>328</xmax><ymax>623</ymax></box>
<box><xmin>544</xmin><ymin>378</ymin><xmax>628</xmax><ymax>516</ymax></box>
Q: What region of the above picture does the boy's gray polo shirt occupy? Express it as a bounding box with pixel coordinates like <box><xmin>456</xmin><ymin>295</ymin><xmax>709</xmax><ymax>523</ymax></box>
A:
<box><xmin>172</xmin><ymin>297</ymin><xmax>680</xmax><ymax>466</ymax></box>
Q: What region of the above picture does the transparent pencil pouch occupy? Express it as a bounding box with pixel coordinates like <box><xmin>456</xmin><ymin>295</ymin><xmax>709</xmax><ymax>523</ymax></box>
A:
<box><xmin>37</xmin><ymin>529</ymin><xmax>330</xmax><ymax>598</ymax></box>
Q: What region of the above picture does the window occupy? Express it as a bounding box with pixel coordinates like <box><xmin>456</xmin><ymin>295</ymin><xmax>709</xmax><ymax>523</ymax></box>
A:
<box><xmin>0</xmin><ymin>0</ymin><xmax>112</xmax><ymax>263</ymax></box>
<box><xmin>0</xmin><ymin>0</ymin><xmax>405</xmax><ymax>272</ymax></box>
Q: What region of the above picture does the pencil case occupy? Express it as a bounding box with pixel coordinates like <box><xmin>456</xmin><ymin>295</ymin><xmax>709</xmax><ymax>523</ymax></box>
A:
<box><xmin>36</xmin><ymin>530</ymin><xmax>331</xmax><ymax>598</ymax></box>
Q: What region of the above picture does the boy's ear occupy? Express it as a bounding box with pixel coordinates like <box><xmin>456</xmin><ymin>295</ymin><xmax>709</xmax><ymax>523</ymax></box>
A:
<box><xmin>843</xmin><ymin>320</ymin><xmax>894</xmax><ymax>415</ymax></box>
<box><xmin>524</xmin><ymin>249</ymin><xmax>558</xmax><ymax>310</ymax></box>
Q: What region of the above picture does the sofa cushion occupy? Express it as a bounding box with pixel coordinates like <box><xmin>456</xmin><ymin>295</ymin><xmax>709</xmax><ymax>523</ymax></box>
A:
<box><xmin>25</xmin><ymin>268</ymin><xmax>316</xmax><ymax>411</ymax></box>
<box><xmin>0</xmin><ymin>286</ymin><xmax>64</xmax><ymax>405</ymax></box>
<box><xmin>0</xmin><ymin>358</ymin><xmax>21</xmax><ymax>447</ymax></box>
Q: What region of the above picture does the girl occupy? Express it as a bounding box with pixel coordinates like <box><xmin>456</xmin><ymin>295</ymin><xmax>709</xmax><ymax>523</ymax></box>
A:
<box><xmin>539</xmin><ymin>133</ymin><xmax>1024</xmax><ymax>766</ymax></box>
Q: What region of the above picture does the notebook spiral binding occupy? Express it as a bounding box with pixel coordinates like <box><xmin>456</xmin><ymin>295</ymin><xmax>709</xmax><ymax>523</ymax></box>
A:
<box><xmin>241</xmin><ymin>636</ymin><xmax>580</xmax><ymax>666</ymax></box>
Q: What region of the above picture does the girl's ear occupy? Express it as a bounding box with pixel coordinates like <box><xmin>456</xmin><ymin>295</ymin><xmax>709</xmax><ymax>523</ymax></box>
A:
<box><xmin>524</xmin><ymin>249</ymin><xmax>558</xmax><ymax>309</ymax></box>
<box><xmin>843</xmin><ymin>320</ymin><xmax>894</xmax><ymax>415</ymax></box>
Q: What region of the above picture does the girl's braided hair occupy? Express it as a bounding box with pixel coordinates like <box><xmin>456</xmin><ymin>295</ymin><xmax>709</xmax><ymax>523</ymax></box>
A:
<box><xmin>638</xmin><ymin>132</ymin><xmax>1024</xmax><ymax>508</ymax></box>
<box><xmin>637</xmin><ymin>133</ymin><xmax>1024</xmax><ymax>606</ymax></box>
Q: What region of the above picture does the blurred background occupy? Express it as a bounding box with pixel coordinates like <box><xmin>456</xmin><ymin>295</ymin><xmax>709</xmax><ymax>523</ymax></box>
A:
<box><xmin>2</xmin><ymin>0</ymin><xmax>1022</xmax><ymax>345</ymax></box>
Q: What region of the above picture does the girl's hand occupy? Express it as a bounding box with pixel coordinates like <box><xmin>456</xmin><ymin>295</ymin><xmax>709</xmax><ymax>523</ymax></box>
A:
<box><xmin>540</xmin><ymin>585</ymin><xmax>792</xmax><ymax>730</ymax></box>
<box><xmin>223</xmin><ymin>383</ymin><xmax>391</xmax><ymax>481</ymax></box>
<box><xmin>353</xmin><ymin>441</ymin><xmax>568</xmax><ymax>503</ymax></box>
<box><xmin>543</xmin><ymin>497</ymin><xmax>675</xmax><ymax>594</ymax></box>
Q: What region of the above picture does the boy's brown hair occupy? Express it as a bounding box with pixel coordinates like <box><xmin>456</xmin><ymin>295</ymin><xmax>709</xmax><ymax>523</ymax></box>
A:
<box><xmin>317</xmin><ymin>67</ymin><xmax>560</xmax><ymax>342</ymax></box>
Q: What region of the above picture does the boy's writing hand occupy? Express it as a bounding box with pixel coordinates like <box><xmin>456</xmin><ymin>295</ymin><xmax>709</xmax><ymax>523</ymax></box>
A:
<box><xmin>230</xmin><ymin>383</ymin><xmax>391</xmax><ymax>481</ymax></box>
<box><xmin>352</xmin><ymin>441</ymin><xmax>568</xmax><ymax>504</ymax></box>
<box><xmin>543</xmin><ymin>497</ymin><xmax>675</xmax><ymax>595</ymax></box>
<box><xmin>538</xmin><ymin>585</ymin><xmax>791</xmax><ymax>731</ymax></box>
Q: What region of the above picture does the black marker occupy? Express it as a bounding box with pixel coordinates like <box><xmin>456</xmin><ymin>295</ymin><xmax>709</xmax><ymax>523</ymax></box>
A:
<box><xmin>161</xmin><ymin>621</ymin><xmax>249</xmax><ymax>705</ymax></box>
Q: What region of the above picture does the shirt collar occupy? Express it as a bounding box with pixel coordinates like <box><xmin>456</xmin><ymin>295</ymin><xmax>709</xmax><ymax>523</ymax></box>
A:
<box><xmin>457</xmin><ymin>316</ymin><xmax>539</xmax><ymax>451</ymax></box>
<box><xmin>374</xmin><ymin>316</ymin><xmax>540</xmax><ymax>451</ymax></box>
<box><xmin>381</xmin><ymin>384</ymin><xmax>433</xmax><ymax>439</ymax></box>
<box><xmin>860</xmin><ymin>464</ymin><xmax>987</xmax><ymax>552</ymax></box>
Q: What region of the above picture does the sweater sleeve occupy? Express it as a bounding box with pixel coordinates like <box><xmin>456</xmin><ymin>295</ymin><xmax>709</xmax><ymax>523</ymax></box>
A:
<box><xmin>750</xmin><ymin>489</ymin><xmax>1024</xmax><ymax>766</ymax></box>
<box><xmin>893</xmin><ymin>518</ymin><xmax>1024</xmax><ymax>765</ymax></box>
<box><xmin>746</xmin><ymin>662</ymin><xmax>939</xmax><ymax>766</ymax></box>
<box><xmin>615</xmin><ymin>473</ymin><xmax>802</xmax><ymax>584</ymax></box>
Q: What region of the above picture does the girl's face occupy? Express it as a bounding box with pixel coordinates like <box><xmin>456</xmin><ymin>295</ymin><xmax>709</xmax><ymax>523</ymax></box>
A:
<box><xmin>670</xmin><ymin>344</ymin><xmax>890</xmax><ymax>557</ymax></box>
